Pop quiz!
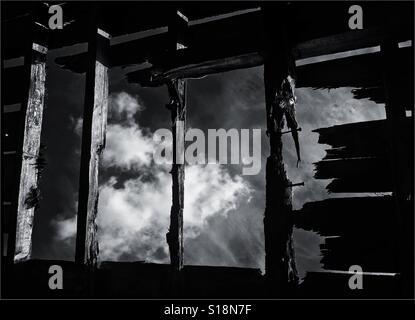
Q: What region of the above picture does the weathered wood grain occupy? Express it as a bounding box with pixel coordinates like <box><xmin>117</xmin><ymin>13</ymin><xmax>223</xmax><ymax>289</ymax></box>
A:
<box><xmin>165</xmin><ymin>10</ymin><xmax>188</xmax><ymax>272</ymax></box>
<box><xmin>14</xmin><ymin>44</ymin><xmax>47</xmax><ymax>262</ymax></box>
<box><xmin>75</xmin><ymin>24</ymin><xmax>110</xmax><ymax>266</ymax></box>
<box><xmin>262</xmin><ymin>4</ymin><xmax>299</xmax><ymax>296</ymax></box>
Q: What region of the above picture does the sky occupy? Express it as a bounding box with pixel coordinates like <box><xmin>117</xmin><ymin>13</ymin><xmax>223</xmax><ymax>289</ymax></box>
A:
<box><xmin>30</xmin><ymin>43</ymin><xmax>386</xmax><ymax>281</ymax></box>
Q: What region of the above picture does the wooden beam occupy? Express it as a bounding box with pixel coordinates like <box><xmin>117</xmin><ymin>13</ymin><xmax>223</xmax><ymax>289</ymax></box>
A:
<box><xmin>351</xmin><ymin>86</ymin><xmax>413</xmax><ymax>111</ymax></box>
<box><xmin>75</xmin><ymin>12</ymin><xmax>110</xmax><ymax>266</ymax></box>
<box><xmin>380</xmin><ymin>39</ymin><xmax>413</xmax><ymax>296</ymax></box>
<box><xmin>166</xmin><ymin>79</ymin><xmax>186</xmax><ymax>271</ymax></box>
<box><xmin>54</xmin><ymin>3</ymin><xmax>412</xmax><ymax>76</ymax></box>
<box><xmin>262</xmin><ymin>4</ymin><xmax>299</xmax><ymax>296</ymax></box>
<box><xmin>296</xmin><ymin>47</ymin><xmax>412</xmax><ymax>89</ymax></box>
<box><xmin>126</xmin><ymin>42</ymin><xmax>411</xmax><ymax>90</ymax></box>
<box><xmin>300</xmin><ymin>270</ymin><xmax>401</xmax><ymax>298</ymax></box>
<box><xmin>320</xmin><ymin>235</ymin><xmax>397</xmax><ymax>272</ymax></box>
<box><xmin>381</xmin><ymin>41</ymin><xmax>412</xmax><ymax>208</ymax></box>
<box><xmin>4</xmin><ymin>2</ymin><xmax>412</xmax><ymax>61</ymax></box>
<box><xmin>314</xmin><ymin>157</ymin><xmax>390</xmax><ymax>180</ymax></box>
<box><xmin>165</xmin><ymin>10</ymin><xmax>188</xmax><ymax>272</ymax></box>
<box><xmin>314</xmin><ymin>119</ymin><xmax>412</xmax><ymax>160</ymax></box>
<box><xmin>294</xmin><ymin>196</ymin><xmax>395</xmax><ymax>238</ymax></box>
<box><xmin>326</xmin><ymin>177</ymin><xmax>393</xmax><ymax>193</ymax></box>
<box><xmin>11</xmin><ymin>33</ymin><xmax>48</xmax><ymax>262</ymax></box>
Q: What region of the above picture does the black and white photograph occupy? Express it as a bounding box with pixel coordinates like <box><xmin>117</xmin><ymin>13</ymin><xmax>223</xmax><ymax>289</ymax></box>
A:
<box><xmin>0</xmin><ymin>0</ymin><xmax>414</xmax><ymax>311</ymax></box>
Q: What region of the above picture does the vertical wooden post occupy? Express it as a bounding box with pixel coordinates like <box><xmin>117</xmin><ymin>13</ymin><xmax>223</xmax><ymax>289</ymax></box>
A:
<box><xmin>75</xmin><ymin>10</ymin><xmax>110</xmax><ymax>267</ymax></box>
<box><xmin>8</xmin><ymin>15</ymin><xmax>48</xmax><ymax>263</ymax></box>
<box><xmin>381</xmin><ymin>39</ymin><xmax>412</xmax><ymax>296</ymax></box>
<box><xmin>262</xmin><ymin>4</ymin><xmax>299</xmax><ymax>297</ymax></box>
<box><xmin>166</xmin><ymin>9</ymin><xmax>188</xmax><ymax>271</ymax></box>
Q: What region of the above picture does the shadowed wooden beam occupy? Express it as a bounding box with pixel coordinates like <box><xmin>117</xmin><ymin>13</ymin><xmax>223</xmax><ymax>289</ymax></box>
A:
<box><xmin>53</xmin><ymin>2</ymin><xmax>412</xmax><ymax>74</ymax></box>
<box><xmin>320</xmin><ymin>235</ymin><xmax>397</xmax><ymax>272</ymax></box>
<box><xmin>6</xmin><ymin>1</ymin><xmax>412</xmax><ymax>62</ymax></box>
<box><xmin>166</xmin><ymin>79</ymin><xmax>186</xmax><ymax>271</ymax></box>
<box><xmin>326</xmin><ymin>177</ymin><xmax>393</xmax><ymax>193</ymax></box>
<box><xmin>165</xmin><ymin>10</ymin><xmax>188</xmax><ymax>272</ymax></box>
<box><xmin>75</xmin><ymin>13</ymin><xmax>110</xmax><ymax>267</ymax></box>
<box><xmin>381</xmin><ymin>39</ymin><xmax>414</xmax><ymax>296</ymax></box>
<box><xmin>293</xmin><ymin>196</ymin><xmax>395</xmax><ymax>236</ymax></box>
<box><xmin>351</xmin><ymin>86</ymin><xmax>414</xmax><ymax>110</ymax></box>
<box><xmin>7</xmin><ymin>15</ymin><xmax>49</xmax><ymax>262</ymax></box>
<box><xmin>126</xmin><ymin>43</ymin><xmax>412</xmax><ymax>90</ymax></box>
<box><xmin>55</xmin><ymin>32</ymin><xmax>170</xmax><ymax>74</ymax></box>
<box><xmin>314</xmin><ymin>157</ymin><xmax>390</xmax><ymax>180</ymax></box>
<box><xmin>2</xmin><ymin>3</ymin><xmax>86</xmax><ymax>60</ymax></box>
<box><xmin>314</xmin><ymin>118</ymin><xmax>412</xmax><ymax>160</ymax></box>
<box><xmin>262</xmin><ymin>4</ymin><xmax>299</xmax><ymax>297</ymax></box>
<box><xmin>296</xmin><ymin>46</ymin><xmax>412</xmax><ymax>89</ymax></box>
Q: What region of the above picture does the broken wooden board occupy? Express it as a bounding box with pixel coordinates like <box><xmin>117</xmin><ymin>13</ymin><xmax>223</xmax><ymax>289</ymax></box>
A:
<box><xmin>314</xmin><ymin>157</ymin><xmax>391</xmax><ymax>180</ymax></box>
<box><xmin>293</xmin><ymin>196</ymin><xmax>395</xmax><ymax>237</ymax></box>
<box><xmin>314</xmin><ymin>118</ymin><xmax>412</xmax><ymax>160</ymax></box>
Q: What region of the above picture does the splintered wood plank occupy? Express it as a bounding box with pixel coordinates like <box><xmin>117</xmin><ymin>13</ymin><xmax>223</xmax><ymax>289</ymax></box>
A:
<box><xmin>314</xmin><ymin>118</ymin><xmax>412</xmax><ymax>161</ymax></box>
<box><xmin>14</xmin><ymin>43</ymin><xmax>47</xmax><ymax>262</ymax></box>
<box><xmin>294</xmin><ymin>196</ymin><xmax>395</xmax><ymax>236</ymax></box>
<box><xmin>75</xmin><ymin>22</ymin><xmax>110</xmax><ymax>266</ymax></box>
<box><xmin>326</xmin><ymin>176</ymin><xmax>393</xmax><ymax>193</ymax></box>
<box><xmin>314</xmin><ymin>157</ymin><xmax>390</xmax><ymax>180</ymax></box>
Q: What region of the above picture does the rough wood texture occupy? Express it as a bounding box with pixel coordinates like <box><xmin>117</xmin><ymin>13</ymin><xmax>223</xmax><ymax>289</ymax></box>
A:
<box><xmin>166</xmin><ymin>79</ymin><xmax>186</xmax><ymax>271</ymax></box>
<box><xmin>165</xmin><ymin>10</ymin><xmax>187</xmax><ymax>271</ymax></box>
<box><xmin>75</xmin><ymin>24</ymin><xmax>110</xmax><ymax>266</ymax></box>
<box><xmin>262</xmin><ymin>4</ymin><xmax>299</xmax><ymax>296</ymax></box>
<box><xmin>14</xmin><ymin>44</ymin><xmax>47</xmax><ymax>262</ymax></box>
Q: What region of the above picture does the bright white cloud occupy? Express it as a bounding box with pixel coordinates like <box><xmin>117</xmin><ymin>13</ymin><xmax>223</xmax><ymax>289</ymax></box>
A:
<box><xmin>102</xmin><ymin>124</ymin><xmax>155</xmax><ymax>170</ymax></box>
<box><xmin>55</xmin><ymin>92</ymin><xmax>252</xmax><ymax>264</ymax></box>
<box><xmin>108</xmin><ymin>91</ymin><xmax>144</xmax><ymax>123</ymax></box>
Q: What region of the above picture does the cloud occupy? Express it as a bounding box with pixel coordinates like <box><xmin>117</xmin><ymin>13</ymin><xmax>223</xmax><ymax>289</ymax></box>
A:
<box><xmin>51</xmin><ymin>69</ymin><xmax>386</xmax><ymax>277</ymax></box>
<box><xmin>108</xmin><ymin>91</ymin><xmax>144</xmax><ymax>124</ymax></box>
<box><xmin>55</xmin><ymin>92</ymin><xmax>252</xmax><ymax>264</ymax></box>
<box><xmin>102</xmin><ymin>124</ymin><xmax>155</xmax><ymax>170</ymax></box>
<box><xmin>54</xmin><ymin>215</ymin><xmax>77</xmax><ymax>244</ymax></box>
